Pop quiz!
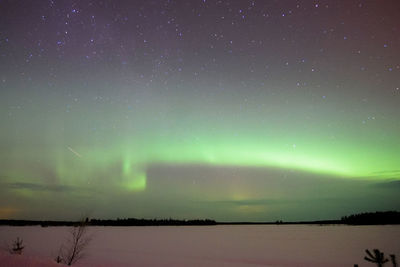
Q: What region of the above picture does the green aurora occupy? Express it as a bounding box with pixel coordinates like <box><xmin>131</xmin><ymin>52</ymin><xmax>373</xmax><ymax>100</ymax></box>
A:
<box><xmin>2</xmin><ymin>92</ymin><xmax>399</xmax><ymax>192</ymax></box>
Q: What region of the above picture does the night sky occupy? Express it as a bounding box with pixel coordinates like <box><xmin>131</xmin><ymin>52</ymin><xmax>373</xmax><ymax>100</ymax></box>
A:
<box><xmin>0</xmin><ymin>0</ymin><xmax>399</xmax><ymax>221</ymax></box>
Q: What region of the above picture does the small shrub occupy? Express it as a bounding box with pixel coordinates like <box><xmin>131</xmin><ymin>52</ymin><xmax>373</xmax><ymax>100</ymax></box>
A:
<box><xmin>10</xmin><ymin>237</ymin><xmax>24</xmax><ymax>255</ymax></box>
<box><xmin>364</xmin><ymin>249</ymin><xmax>389</xmax><ymax>267</ymax></box>
<box><xmin>390</xmin><ymin>255</ymin><xmax>397</xmax><ymax>267</ymax></box>
<box><xmin>355</xmin><ymin>249</ymin><xmax>397</xmax><ymax>267</ymax></box>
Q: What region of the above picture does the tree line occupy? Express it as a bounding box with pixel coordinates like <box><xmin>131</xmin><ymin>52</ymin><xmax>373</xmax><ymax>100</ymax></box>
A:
<box><xmin>341</xmin><ymin>211</ymin><xmax>400</xmax><ymax>225</ymax></box>
<box><xmin>0</xmin><ymin>217</ymin><xmax>217</xmax><ymax>227</ymax></box>
<box><xmin>1</xmin><ymin>211</ymin><xmax>399</xmax><ymax>226</ymax></box>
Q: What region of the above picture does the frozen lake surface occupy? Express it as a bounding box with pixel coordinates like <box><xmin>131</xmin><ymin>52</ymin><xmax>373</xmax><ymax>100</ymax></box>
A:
<box><xmin>1</xmin><ymin>225</ymin><xmax>399</xmax><ymax>266</ymax></box>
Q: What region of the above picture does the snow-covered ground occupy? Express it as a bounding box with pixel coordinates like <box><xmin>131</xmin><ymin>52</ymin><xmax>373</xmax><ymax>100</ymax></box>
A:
<box><xmin>1</xmin><ymin>225</ymin><xmax>399</xmax><ymax>266</ymax></box>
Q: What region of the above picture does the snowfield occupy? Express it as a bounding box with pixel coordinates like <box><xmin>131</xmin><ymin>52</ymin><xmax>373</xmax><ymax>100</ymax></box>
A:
<box><xmin>1</xmin><ymin>225</ymin><xmax>399</xmax><ymax>266</ymax></box>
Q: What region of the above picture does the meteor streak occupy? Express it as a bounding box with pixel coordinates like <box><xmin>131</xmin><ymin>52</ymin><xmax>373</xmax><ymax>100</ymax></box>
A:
<box><xmin>67</xmin><ymin>146</ymin><xmax>82</xmax><ymax>158</ymax></box>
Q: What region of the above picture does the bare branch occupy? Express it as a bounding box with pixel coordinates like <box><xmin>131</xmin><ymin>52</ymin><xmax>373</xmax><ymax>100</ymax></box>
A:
<box><xmin>56</xmin><ymin>219</ymin><xmax>92</xmax><ymax>265</ymax></box>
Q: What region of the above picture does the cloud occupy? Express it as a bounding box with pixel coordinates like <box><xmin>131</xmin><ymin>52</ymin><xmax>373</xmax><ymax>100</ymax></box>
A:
<box><xmin>4</xmin><ymin>182</ymin><xmax>75</xmax><ymax>193</ymax></box>
<box><xmin>205</xmin><ymin>198</ymin><xmax>290</xmax><ymax>206</ymax></box>
<box><xmin>369</xmin><ymin>170</ymin><xmax>400</xmax><ymax>179</ymax></box>
<box><xmin>370</xmin><ymin>180</ymin><xmax>400</xmax><ymax>189</ymax></box>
